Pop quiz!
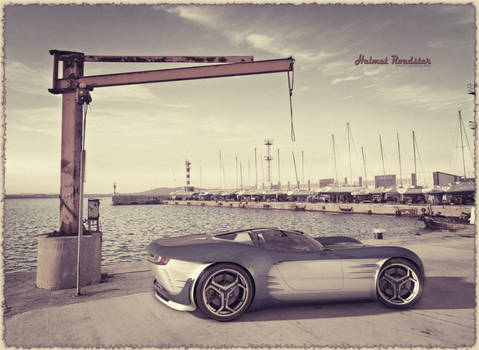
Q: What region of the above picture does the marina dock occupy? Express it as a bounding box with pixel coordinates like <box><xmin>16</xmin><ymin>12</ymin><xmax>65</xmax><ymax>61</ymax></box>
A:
<box><xmin>4</xmin><ymin>230</ymin><xmax>475</xmax><ymax>348</ymax></box>
<box><xmin>160</xmin><ymin>198</ymin><xmax>471</xmax><ymax>218</ymax></box>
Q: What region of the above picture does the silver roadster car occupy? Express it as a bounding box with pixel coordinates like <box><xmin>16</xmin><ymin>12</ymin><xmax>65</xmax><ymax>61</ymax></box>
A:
<box><xmin>146</xmin><ymin>227</ymin><xmax>424</xmax><ymax>321</ymax></box>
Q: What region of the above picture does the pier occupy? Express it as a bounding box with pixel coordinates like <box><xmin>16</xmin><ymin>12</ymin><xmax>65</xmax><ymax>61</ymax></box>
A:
<box><xmin>4</xmin><ymin>230</ymin><xmax>475</xmax><ymax>347</ymax></box>
<box><xmin>143</xmin><ymin>198</ymin><xmax>471</xmax><ymax>218</ymax></box>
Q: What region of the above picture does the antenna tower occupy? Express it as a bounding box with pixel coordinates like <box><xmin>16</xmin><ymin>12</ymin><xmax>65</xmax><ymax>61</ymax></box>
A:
<box><xmin>185</xmin><ymin>159</ymin><xmax>191</xmax><ymax>191</ymax></box>
<box><xmin>264</xmin><ymin>139</ymin><xmax>273</xmax><ymax>186</ymax></box>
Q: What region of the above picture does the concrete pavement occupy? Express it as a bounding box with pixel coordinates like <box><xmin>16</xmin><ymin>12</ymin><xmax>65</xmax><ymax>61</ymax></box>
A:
<box><xmin>3</xmin><ymin>230</ymin><xmax>476</xmax><ymax>348</ymax></box>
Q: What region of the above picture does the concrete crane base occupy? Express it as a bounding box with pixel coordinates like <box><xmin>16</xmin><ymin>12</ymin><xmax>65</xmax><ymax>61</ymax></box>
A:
<box><xmin>36</xmin><ymin>232</ymin><xmax>102</xmax><ymax>290</ymax></box>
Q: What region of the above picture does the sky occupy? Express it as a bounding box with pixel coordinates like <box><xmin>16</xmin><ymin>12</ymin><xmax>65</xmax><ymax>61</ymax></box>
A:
<box><xmin>3</xmin><ymin>3</ymin><xmax>476</xmax><ymax>194</ymax></box>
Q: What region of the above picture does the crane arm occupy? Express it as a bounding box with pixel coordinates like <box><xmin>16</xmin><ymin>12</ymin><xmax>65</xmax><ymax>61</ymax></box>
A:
<box><xmin>50</xmin><ymin>57</ymin><xmax>294</xmax><ymax>93</ymax></box>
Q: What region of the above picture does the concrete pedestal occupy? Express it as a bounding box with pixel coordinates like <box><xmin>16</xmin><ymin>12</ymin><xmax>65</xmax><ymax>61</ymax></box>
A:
<box><xmin>36</xmin><ymin>232</ymin><xmax>102</xmax><ymax>290</ymax></box>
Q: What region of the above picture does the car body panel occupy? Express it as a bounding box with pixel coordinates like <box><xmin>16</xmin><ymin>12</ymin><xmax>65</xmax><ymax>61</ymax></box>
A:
<box><xmin>146</xmin><ymin>229</ymin><xmax>424</xmax><ymax>312</ymax></box>
<box><xmin>148</xmin><ymin>258</ymin><xmax>211</xmax><ymax>310</ymax></box>
<box><xmin>273</xmin><ymin>258</ymin><xmax>344</xmax><ymax>291</ymax></box>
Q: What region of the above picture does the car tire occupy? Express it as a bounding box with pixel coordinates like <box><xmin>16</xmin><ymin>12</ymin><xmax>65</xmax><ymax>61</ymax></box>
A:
<box><xmin>376</xmin><ymin>258</ymin><xmax>423</xmax><ymax>309</ymax></box>
<box><xmin>195</xmin><ymin>263</ymin><xmax>253</xmax><ymax>321</ymax></box>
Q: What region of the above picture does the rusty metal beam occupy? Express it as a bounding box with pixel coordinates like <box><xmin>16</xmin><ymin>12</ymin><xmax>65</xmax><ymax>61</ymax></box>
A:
<box><xmin>58</xmin><ymin>55</ymin><xmax>84</xmax><ymax>236</ymax></box>
<box><xmin>51</xmin><ymin>58</ymin><xmax>294</xmax><ymax>92</ymax></box>
<box><xmin>83</xmin><ymin>55</ymin><xmax>254</xmax><ymax>64</ymax></box>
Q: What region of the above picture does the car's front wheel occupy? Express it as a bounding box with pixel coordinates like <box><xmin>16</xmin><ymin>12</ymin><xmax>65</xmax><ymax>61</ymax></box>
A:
<box><xmin>376</xmin><ymin>258</ymin><xmax>423</xmax><ymax>309</ymax></box>
<box><xmin>195</xmin><ymin>263</ymin><xmax>253</xmax><ymax>321</ymax></box>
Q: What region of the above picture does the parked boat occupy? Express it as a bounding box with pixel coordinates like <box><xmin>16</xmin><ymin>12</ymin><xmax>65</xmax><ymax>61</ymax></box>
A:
<box><xmin>339</xmin><ymin>206</ymin><xmax>353</xmax><ymax>212</ymax></box>
<box><xmin>419</xmin><ymin>214</ymin><xmax>474</xmax><ymax>231</ymax></box>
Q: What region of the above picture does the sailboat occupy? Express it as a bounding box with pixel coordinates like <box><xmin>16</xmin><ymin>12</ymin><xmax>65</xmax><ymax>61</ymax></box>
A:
<box><xmin>419</xmin><ymin>111</ymin><xmax>475</xmax><ymax>230</ymax></box>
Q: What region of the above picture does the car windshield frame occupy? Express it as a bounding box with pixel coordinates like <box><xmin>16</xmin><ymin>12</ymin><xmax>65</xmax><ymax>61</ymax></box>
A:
<box><xmin>249</xmin><ymin>229</ymin><xmax>324</xmax><ymax>252</ymax></box>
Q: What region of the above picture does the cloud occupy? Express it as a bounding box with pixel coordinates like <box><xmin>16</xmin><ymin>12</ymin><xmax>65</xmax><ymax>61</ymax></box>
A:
<box><xmin>363</xmin><ymin>68</ymin><xmax>382</xmax><ymax>76</ymax></box>
<box><xmin>6</xmin><ymin>106</ymin><xmax>60</xmax><ymax>124</ymax></box>
<box><xmin>243</xmin><ymin>33</ymin><xmax>346</xmax><ymax>63</ymax></box>
<box><xmin>92</xmin><ymin>84</ymin><xmax>157</xmax><ymax>102</ymax></box>
<box><xmin>8</xmin><ymin>124</ymin><xmax>57</xmax><ymax>135</ymax></box>
<box><xmin>427</xmin><ymin>40</ymin><xmax>445</xmax><ymax>49</ymax></box>
<box><xmin>367</xmin><ymin>82</ymin><xmax>471</xmax><ymax>112</ymax></box>
<box><xmin>331</xmin><ymin>76</ymin><xmax>361</xmax><ymax>86</ymax></box>
<box><xmin>6</xmin><ymin>61</ymin><xmax>36</xmax><ymax>75</ymax></box>
<box><xmin>6</xmin><ymin>60</ymin><xmax>51</xmax><ymax>96</ymax></box>
<box><xmin>245</xmin><ymin>33</ymin><xmax>276</xmax><ymax>52</ymax></box>
<box><xmin>162</xmin><ymin>6</ymin><xmax>345</xmax><ymax>64</ymax></box>
<box><xmin>161</xmin><ymin>5</ymin><xmax>221</xmax><ymax>27</ymax></box>
<box><xmin>319</xmin><ymin>60</ymin><xmax>354</xmax><ymax>76</ymax></box>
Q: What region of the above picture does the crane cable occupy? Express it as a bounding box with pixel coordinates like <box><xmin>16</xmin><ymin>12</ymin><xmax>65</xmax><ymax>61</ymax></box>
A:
<box><xmin>287</xmin><ymin>66</ymin><xmax>295</xmax><ymax>142</ymax></box>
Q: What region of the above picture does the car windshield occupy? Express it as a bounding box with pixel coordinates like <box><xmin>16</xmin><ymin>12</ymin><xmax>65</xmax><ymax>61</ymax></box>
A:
<box><xmin>214</xmin><ymin>231</ymin><xmax>254</xmax><ymax>245</ymax></box>
<box><xmin>253</xmin><ymin>229</ymin><xmax>323</xmax><ymax>252</ymax></box>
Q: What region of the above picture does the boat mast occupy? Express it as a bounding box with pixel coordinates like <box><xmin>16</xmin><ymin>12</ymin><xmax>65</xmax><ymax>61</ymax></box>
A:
<box><xmin>219</xmin><ymin>150</ymin><xmax>222</xmax><ymax>189</ymax></box>
<box><xmin>347</xmin><ymin>122</ymin><xmax>353</xmax><ymax>185</ymax></box>
<box><xmin>277</xmin><ymin>149</ymin><xmax>281</xmax><ymax>188</ymax></box>
<box><xmin>397</xmin><ymin>132</ymin><xmax>403</xmax><ymax>187</ymax></box>
<box><xmin>235</xmin><ymin>156</ymin><xmax>238</xmax><ymax>189</ymax></box>
<box><xmin>301</xmin><ymin>150</ymin><xmax>305</xmax><ymax>185</ymax></box>
<box><xmin>248</xmin><ymin>160</ymin><xmax>251</xmax><ymax>188</ymax></box>
<box><xmin>240</xmin><ymin>160</ymin><xmax>243</xmax><ymax>190</ymax></box>
<box><xmin>332</xmin><ymin>134</ymin><xmax>338</xmax><ymax>184</ymax></box>
<box><xmin>412</xmin><ymin>130</ymin><xmax>417</xmax><ymax>180</ymax></box>
<box><xmin>379</xmin><ymin>134</ymin><xmax>385</xmax><ymax>176</ymax></box>
<box><xmin>292</xmin><ymin>151</ymin><xmax>300</xmax><ymax>189</ymax></box>
<box><xmin>260</xmin><ymin>153</ymin><xmax>265</xmax><ymax>189</ymax></box>
<box><xmin>361</xmin><ymin>146</ymin><xmax>368</xmax><ymax>188</ymax></box>
<box><xmin>458</xmin><ymin>110</ymin><xmax>467</xmax><ymax>178</ymax></box>
<box><xmin>254</xmin><ymin>148</ymin><xmax>258</xmax><ymax>189</ymax></box>
<box><xmin>222</xmin><ymin>159</ymin><xmax>225</xmax><ymax>190</ymax></box>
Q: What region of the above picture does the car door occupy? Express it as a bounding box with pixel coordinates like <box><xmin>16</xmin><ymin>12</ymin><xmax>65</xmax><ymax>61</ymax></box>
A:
<box><xmin>253</xmin><ymin>230</ymin><xmax>344</xmax><ymax>295</ymax></box>
<box><xmin>273</xmin><ymin>251</ymin><xmax>344</xmax><ymax>291</ymax></box>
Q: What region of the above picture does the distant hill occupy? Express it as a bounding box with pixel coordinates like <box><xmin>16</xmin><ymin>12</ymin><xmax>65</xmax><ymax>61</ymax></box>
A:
<box><xmin>5</xmin><ymin>187</ymin><xmax>209</xmax><ymax>199</ymax></box>
<box><xmin>5</xmin><ymin>194</ymin><xmax>59</xmax><ymax>199</ymax></box>
<box><xmin>116</xmin><ymin>187</ymin><xmax>213</xmax><ymax>196</ymax></box>
<box><xmin>6</xmin><ymin>193</ymin><xmax>112</xmax><ymax>199</ymax></box>
<box><xmin>121</xmin><ymin>187</ymin><xmax>205</xmax><ymax>196</ymax></box>
<box><xmin>124</xmin><ymin>187</ymin><xmax>182</xmax><ymax>196</ymax></box>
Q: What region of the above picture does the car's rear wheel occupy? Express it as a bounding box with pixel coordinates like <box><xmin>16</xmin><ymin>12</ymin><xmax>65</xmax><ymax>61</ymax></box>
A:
<box><xmin>376</xmin><ymin>258</ymin><xmax>423</xmax><ymax>309</ymax></box>
<box><xmin>195</xmin><ymin>263</ymin><xmax>253</xmax><ymax>321</ymax></box>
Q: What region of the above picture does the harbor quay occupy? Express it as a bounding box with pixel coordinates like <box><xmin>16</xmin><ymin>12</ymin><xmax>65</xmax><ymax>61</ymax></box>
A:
<box><xmin>3</xmin><ymin>229</ymin><xmax>475</xmax><ymax>348</ymax></box>
<box><xmin>113</xmin><ymin>195</ymin><xmax>473</xmax><ymax>219</ymax></box>
<box><xmin>164</xmin><ymin>199</ymin><xmax>473</xmax><ymax>218</ymax></box>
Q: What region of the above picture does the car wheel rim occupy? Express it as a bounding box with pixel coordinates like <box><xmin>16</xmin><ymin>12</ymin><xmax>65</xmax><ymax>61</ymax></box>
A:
<box><xmin>378</xmin><ymin>263</ymin><xmax>420</xmax><ymax>305</ymax></box>
<box><xmin>202</xmin><ymin>268</ymin><xmax>249</xmax><ymax>317</ymax></box>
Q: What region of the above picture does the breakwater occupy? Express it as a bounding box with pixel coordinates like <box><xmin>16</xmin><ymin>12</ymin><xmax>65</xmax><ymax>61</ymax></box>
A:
<box><xmin>160</xmin><ymin>199</ymin><xmax>472</xmax><ymax>218</ymax></box>
<box><xmin>112</xmin><ymin>195</ymin><xmax>166</xmax><ymax>205</ymax></box>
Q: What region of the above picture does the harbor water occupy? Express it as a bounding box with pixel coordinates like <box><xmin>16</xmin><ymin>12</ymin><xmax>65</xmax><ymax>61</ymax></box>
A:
<box><xmin>4</xmin><ymin>197</ymin><xmax>426</xmax><ymax>273</ymax></box>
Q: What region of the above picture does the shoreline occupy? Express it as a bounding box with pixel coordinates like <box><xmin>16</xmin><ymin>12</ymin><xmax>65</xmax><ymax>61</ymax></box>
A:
<box><xmin>158</xmin><ymin>199</ymin><xmax>472</xmax><ymax>218</ymax></box>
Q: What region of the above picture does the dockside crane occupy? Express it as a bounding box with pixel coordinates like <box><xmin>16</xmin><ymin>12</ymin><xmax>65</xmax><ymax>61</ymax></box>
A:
<box><xmin>49</xmin><ymin>50</ymin><xmax>294</xmax><ymax>236</ymax></box>
<box><xmin>44</xmin><ymin>49</ymin><xmax>295</xmax><ymax>293</ymax></box>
